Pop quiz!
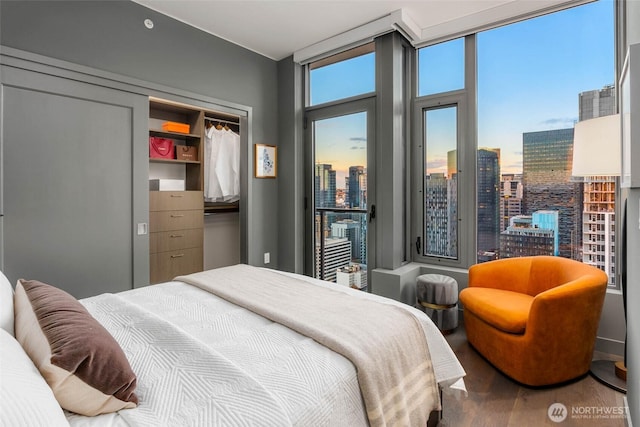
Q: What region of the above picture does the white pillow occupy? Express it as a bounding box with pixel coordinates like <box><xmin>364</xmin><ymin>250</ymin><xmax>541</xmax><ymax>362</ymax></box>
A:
<box><xmin>0</xmin><ymin>270</ymin><xmax>14</xmax><ymax>336</ymax></box>
<box><xmin>0</xmin><ymin>328</ymin><xmax>69</xmax><ymax>426</ymax></box>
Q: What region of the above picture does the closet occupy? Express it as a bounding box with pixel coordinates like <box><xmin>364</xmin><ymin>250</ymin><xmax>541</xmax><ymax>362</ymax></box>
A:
<box><xmin>1</xmin><ymin>46</ymin><xmax>250</xmax><ymax>298</ymax></box>
<box><xmin>148</xmin><ymin>98</ymin><xmax>241</xmax><ymax>284</ymax></box>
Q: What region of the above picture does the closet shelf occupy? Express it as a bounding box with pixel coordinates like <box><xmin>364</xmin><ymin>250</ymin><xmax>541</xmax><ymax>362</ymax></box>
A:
<box><xmin>149</xmin><ymin>128</ymin><xmax>201</xmax><ymax>139</ymax></box>
<box><xmin>150</xmin><ymin>157</ymin><xmax>200</xmax><ymax>165</ymax></box>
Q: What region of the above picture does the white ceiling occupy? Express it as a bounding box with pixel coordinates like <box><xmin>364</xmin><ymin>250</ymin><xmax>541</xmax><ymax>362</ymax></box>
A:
<box><xmin>132</xmin><ymin>0</ymin><xmax>587</xmax><ymax>61</ymax></box>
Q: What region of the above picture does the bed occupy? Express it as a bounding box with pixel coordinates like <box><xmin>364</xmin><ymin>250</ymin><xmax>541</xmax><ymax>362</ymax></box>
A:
<box><xmin>1</xmin><ymin>264</ymin><xmax>465</xmax><ymax>427</ymax></box>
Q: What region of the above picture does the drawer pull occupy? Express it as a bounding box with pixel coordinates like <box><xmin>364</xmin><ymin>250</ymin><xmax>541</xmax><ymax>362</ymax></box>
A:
<box><xmin>170</xmin><ymin>194</ymin><xmax>184</xmax><ymax>198</ymax></box>
<box><xmin>170</xmin><ymin>214</ymin><xmax>185</xmax><ymax>218</ymax></box>
<box><xmin>169</xmin><ymin>234</ymin><xmax>184</xmax><ymax>238</ymax></box>
<box><xmin>170</xmin><ymin>253</ymin><xmax>185</xmax><ymax>258</ymax></box>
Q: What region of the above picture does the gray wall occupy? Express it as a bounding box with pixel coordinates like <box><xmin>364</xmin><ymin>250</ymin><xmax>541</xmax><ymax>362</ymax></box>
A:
<box><xmin>0</xmin><ymin>0</ymin><xmax>279</xmax><ymax>269</ymax></box>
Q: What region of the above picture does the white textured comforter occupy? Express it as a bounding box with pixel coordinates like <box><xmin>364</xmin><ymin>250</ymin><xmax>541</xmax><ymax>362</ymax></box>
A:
<box><xmin>67</xmin><ymin>269</ymin><xmax>465</xmax><ymax>427</ymax></box>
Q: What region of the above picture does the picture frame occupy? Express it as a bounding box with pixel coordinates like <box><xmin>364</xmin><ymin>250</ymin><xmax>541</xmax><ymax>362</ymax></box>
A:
<box><xmin>254</xmin><ymin>144</ymin><xmax>277</xmax><ymax>178</ymax></box>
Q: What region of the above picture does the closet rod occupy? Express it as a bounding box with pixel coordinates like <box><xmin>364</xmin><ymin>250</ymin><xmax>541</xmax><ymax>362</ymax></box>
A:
<box><xmin>204</xmin><ymin>117</ymin><xmax>239</xmax><ymax>125</ymax></box>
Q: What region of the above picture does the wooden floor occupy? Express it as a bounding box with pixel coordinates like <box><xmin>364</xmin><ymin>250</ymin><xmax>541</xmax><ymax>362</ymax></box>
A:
<box><xmin>438</xmin><ymin>322</ymin><xmax>628</xmax><ymax>426</ymax></box>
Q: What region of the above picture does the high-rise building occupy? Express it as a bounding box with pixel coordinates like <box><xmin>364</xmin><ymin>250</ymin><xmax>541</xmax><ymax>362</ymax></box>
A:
<box><xmin>581</xmin><ymin>177</ymin><xmax>616</xmax><ymax>286</ymax></box>
<box><xmin>522</xmin><ymin>128</ymin><xmax>582</xmax><ymax>259</ymax></box>
<box><xmin>348</xmin><ymin>166</ymin><xmax>367</xmax><ymax>209</ymax></box>
<box><xmin>477</xmin><ymin>148</ymin><xmax>501</xmax><ymax>256</ymax></box>
<box><xmin>578</xmin><ymin>85</ymin><xmax>617</xmax><ymax>287</ymax></box>
<box><xmin>331</xmin><ymin>219</ymin><xmax>366</xmax><ymax>263</ymax></box>
<box><xmin>425</xmin><ymin>172</ymin><xmax>457</xmax><ymax>258</ymax></box>
<box><xmin>447</xmin><ymin>150</ymin><xmax>457</xmax><ymax>178</ymax></box>
<box><xmin>500</xmin><ymin>214</ymin><xmax>556</xmax><ymax>258</ymax></box>
<box><xmin>315</xmin><ymin>164</ymin><xmax>336</xmax><ymax>208</ymax></box>
<box><xmin>579</xmin><ymin>84</ymin><xmax>616</xmax><ymax>121</ymax></box>
<box><xmin>532</xmin><ymin>210</ymin><xmax>560</xmax><ymax>255</ymax></box>
<box><xmin>315</xmin><ymin>238</ymin><xmax>351</xmax><ymax>282</ymax></box>
<box><xmin>500</xmin><ymin>174</ymin><xmax>523</xmax><ymax>232</ymax></box>
<box><xmin>336</xmin><ymin>264</ymin><xmax>367</xmax><ymax>289</ymax></box>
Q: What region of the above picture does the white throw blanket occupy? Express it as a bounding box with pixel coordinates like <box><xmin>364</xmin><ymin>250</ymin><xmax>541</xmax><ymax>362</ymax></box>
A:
<box><xmin>176</xmin><ymin>264</ymin><xmax>440</xmax><ymax>427</ymax></box>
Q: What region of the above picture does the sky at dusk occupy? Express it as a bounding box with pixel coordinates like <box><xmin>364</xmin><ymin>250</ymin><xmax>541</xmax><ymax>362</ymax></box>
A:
<box><xmin>476</xmin><ymin>0</ymin><xmax>614</xmax><ymax>174</ymax></box>
<box><xmin>310</xmin><ymin>0</ymin><xmax>614</xmax><ymax>184</ymax></box>
<box><xmin>314</xmin><ymin>111</ymin><xmax>368</xmax><ymax>187</ymax></box>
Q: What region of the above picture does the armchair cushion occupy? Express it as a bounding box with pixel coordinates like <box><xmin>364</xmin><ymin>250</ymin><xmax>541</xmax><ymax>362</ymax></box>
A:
<box><xmin>459</xmin><ymin>288</ymin><xmax>532</xmax><ymax>334</ymax></box>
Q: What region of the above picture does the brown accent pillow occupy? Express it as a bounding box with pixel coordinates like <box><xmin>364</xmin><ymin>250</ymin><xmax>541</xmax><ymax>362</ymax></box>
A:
<box><xmin>14</xmin><ymin>279</ymin><xmax>138</xmax><ymax>416</ymax></box>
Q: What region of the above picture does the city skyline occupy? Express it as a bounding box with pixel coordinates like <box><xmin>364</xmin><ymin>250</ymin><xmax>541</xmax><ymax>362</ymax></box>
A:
<box><xmin>423</xmin><ymin>84</ymin><xmax>618</xmax><ymax>282</ymax></box>
<box><xmin>314</xmin><ymin>111</ymin><xmax>368</xmax><ymax>188</ymax></box>
<box><xmin>311</xmin><ymin>0</ymin><xmax>614</xmax><ymax>285</ymax></box>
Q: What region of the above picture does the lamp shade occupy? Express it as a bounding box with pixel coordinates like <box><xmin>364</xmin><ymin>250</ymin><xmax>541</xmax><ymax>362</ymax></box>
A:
<box><xmin>572</xmin><ymin>114</ymin><xmax>621</xmax><ymax>176</ymax></box>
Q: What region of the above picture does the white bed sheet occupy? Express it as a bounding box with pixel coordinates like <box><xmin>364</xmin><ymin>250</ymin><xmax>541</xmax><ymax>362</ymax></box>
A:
<box><xmin>67</xmin><ymin>269</ymin><xmax>465</xmax><ymax>427</ymax></box>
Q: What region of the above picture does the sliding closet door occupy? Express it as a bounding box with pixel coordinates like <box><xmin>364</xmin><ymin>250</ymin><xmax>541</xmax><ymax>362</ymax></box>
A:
<box><xmin>0</xmin><ymin>65</ymin><xmax>149</xmax><ymax>298</ymax></box>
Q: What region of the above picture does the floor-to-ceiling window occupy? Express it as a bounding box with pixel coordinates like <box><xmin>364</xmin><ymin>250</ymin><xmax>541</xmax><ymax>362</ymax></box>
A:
<box><xmin>305</xmin><ymin>44</ymin><xmax>376</xmax><ymax>289</ymax></box>
<box><xmin>413</xmin><ymin>37</ymin><xmax>474</xmax><ymax>267</ymax></box>
<box><xmin>414</xmin><ymin>0</ymin><xmax>617</xmax><ymax>288</ymax></box>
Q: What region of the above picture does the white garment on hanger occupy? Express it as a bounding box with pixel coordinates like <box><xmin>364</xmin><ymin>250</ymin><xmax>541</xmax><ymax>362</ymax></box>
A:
<box><xmin>216</xmin><ymin>129</ymin><xmax>240</xmax><ymax>201</ymax></box>
<box><xmin>204</xmin><ymin>126</ymin><xmax>224</xmax><ymax>201</ymax></box>
<box><xmin>204</xmin><ymin>125</ymin><xmax>240</xmax><ymax>202</ymax></box>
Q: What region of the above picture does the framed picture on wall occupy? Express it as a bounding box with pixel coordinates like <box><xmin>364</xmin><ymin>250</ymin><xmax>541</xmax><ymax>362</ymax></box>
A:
<box><xmin>255</xmin><ymin>144</ymin><xmax>277</xmax><ymax>178</ymax></box>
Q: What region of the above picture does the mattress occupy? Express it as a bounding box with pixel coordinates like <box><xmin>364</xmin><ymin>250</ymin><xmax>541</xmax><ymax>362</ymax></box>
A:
<box><xmin>65</xmin><ymin>268</ymin><xmax>465</xmax><ymax>426</ymax></box>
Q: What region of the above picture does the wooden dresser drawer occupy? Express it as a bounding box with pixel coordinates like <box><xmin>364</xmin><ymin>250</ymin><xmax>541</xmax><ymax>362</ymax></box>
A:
<box><xmin>150</xmin><ymin>247</ymin><xmax>203</xmax><ymax>284</ymax></box>
<box><xmin>150</xmin><ymin>228</ymin><xmax>203</xmax><ymax>254</ymax></box>
<box><xmin>149</xmin><ymin>210</ymin><xmax>203</xmax><ymax>232</ymax></box>
<box><xmin>150</xmin><ymin>191</ymin><xmax>203</xmax><ymax>211</ymax></box>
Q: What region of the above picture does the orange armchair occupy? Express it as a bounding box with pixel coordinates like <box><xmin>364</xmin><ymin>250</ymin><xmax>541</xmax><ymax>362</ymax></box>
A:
<box><xmin>459</xmin><ymin>256</ymin><xmax>608</xmax><ymax>386</ymax></box>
